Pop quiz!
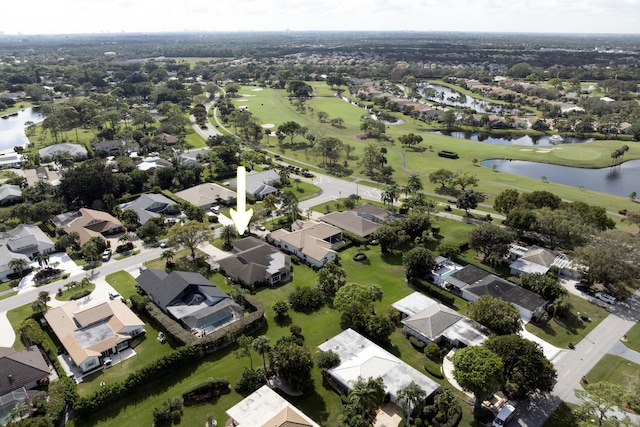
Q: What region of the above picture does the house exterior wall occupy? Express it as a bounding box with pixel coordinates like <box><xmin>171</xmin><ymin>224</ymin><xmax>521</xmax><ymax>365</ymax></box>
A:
<box><xmin>80</xmin><ymin>356</ymin><xmax>100</xmax><ymax>373</ymax></box>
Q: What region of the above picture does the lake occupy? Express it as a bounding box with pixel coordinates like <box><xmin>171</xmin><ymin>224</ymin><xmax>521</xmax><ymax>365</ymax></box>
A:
<box><xmin>430</xmin><ymin>131</ymin><xmax>594</xmax><ymax>146</ymax></box>
<box><xmin>482</xmin><ymin>159</ymin><xmax>640</xmax><ymax>198</ymax></box>
<box><xmin>0</xmin><ymin>108</ymin><xmax>43</xmax><ymax>152</ymax></box>
<box><xmin>419</xmin><ymin>83</ymin><xmax>520</xmax><ymax>115</ymax></box>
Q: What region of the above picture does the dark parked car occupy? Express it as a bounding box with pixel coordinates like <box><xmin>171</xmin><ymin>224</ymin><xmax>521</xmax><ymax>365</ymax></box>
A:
<box><xmin>575</xmin><ymin>283</ymin><xmax>593</xmax><ymax>294</ymax></box>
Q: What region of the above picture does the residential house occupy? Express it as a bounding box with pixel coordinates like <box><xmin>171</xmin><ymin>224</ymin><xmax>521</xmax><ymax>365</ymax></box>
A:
<box><xmin>320</xmin><ymin>210</ymin><xmax>381</xmax><ymax>238</ymax></box>
<box><xmin>318</xmin><ymin>329</ymin><xmax>439</xmax><ymax>403</ymax></box>
<box><xmin>267</xmin><ymin>220</ymin><xmax>341</xmax><ymax>268</ymax></box>
<box><xmin>158</xmin><ymin>133</ymin><xmax>178</xmax><ymax>146</ymax></box>
<box><xmin>136</xmin><ymin>269</ymin><xmax>242</xmax><ymax>334</ymax></box>
<box><xmin>44</xmin><ymin>299</ymin><xmax>145</xmax><ymax>373</ymax></box>
<box><xmin>180</xmin><ymin>148</ymin><xmax>209</xmax><ymax>165</ymax></box>
<box><xmin>0</xmin><ymin>184</ymin><xmax>22</xmax><ymax>206</ymax></box>
<box><xmin>38</xmin><ymin>143</ymin><xmax>88</xmax><ymax>160</ymax></box>
<box><xmin>174</xmin><ymin>183</ymin><xmax>237</xmax><ymax>210</ymax></box>
<box><xmin>350</xmin><ymin>203</ymin><xmax>394</xmax><ymax>223</ymax></box>
<box><xmin>509</xmin><ymin>244</ymin><xmax>578</xmax><ymax>278</ymax></box>
<box><xmin>226</xmin><ymin>385</ymin><xmax>321</xmax><ymax>427</ymax></box>
<box><xmin>217</xmin><ymin>237</ymin><xmax>291</xmax><ymax>287</ymax></box>
<box><xmin>0</xmin><ymin>224</ymin><xmax>55</xmax><ymax>281</ymax></box>
<box><xmin>91</xmin><ymin>139</ymin><xmax>139</xmax><ymax>155</ymax></box>
<box><xmin>440</xmin><ymin>264</ymin><xmax>547</xmax><ymax>322</ymax></box>
<box><xmin>0</xmin><ymin>152</ymin><xmax>25</xmax><ymax>169</ymax></box>
<box><xmin>119</xmin><ymin>193</ymin><xmax>178</xmax><ymax>225</ymax></box>
<box><xmin>229</xmin><ymin>169</ymin><xmax>279</xmax><ymax>200</ymax></box>
<box><xmin>136</xmin><ymin>156</ymin><xmax>172</xmax><ymax>171</ymax></box>
<box><xmin>52</xmin><ymin>208</ymin><xmax>123</xmax><ymax>246</ymax></box>
<box><xmin>0</xmin><ymin>346</ymin><xmax>51</xmax><ymax>415</ymax></box>
<box><xmin>392</xmin><ymin>292</ymin><xmax>489</xmax><ymax>347</ymax></box>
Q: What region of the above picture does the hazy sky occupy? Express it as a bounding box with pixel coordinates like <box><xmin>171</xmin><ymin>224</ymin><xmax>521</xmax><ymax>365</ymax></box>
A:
<box><xmin>2</xmin><ymin>0</ymin><xmax>639</xmax><ymax>35</ymax></box>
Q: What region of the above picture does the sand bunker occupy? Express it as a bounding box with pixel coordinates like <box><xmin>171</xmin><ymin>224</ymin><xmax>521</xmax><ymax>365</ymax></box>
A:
<box><xmin>261</xmin><ymin>123</ymin><xmax>275</xmax><ymax>129</ymax></box>
<box><xmin>239</xmin><ymin>94</ymin><xmax>256</xmax><ymax>97</ymax></box>
<box><xmin>237</xmin><ymin>99</ymin><xmax>248</xmax><ymax>102</ymax></box>
<box><xmin>251</xmin><ymin>88</ymin><xmax>264</xmax><ymax>92</ymax></box>
<box><xmin>519</xmin><ymin>148</ymin><xmax>534</xmax><ymax>152</ymax></box>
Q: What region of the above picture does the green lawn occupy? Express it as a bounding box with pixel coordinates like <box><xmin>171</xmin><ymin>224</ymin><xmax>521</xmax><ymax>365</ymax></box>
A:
<box><xmin>105</xmin><ymin>271</ymin><xmax>138</xmax><ymax>299</ymax></box>
<box><xmin>621</xmin><ymin>322</ymin><xmax>640</xmax><ymax>353</ymax></box>
<box><xmin>542</xmin><ymin>402</ymin><xmax>581</xmax><ymax>427</ymax></box>
<box><xmin>54</xmin><ymin>284</ymin><xmax>96</xmax><ymax>301</ymax></box>
<box><xmin>585</xmin><ymin>354</ymin><xmax>640</xmax><ymax>389</ymax></box>
<box><xmin>525</xmin><ymin>294</ymin><xmax>609</xmax><ymax>348</ymax></box>
<box><xmin>7</xmin><ymin>304</ymin><xmax>48</xmax><ymax>351</ymax></box>
<box><xmin>231</xmin><ymin>84</ymin><xmax>640</xmax><ymax>220</ymax></box>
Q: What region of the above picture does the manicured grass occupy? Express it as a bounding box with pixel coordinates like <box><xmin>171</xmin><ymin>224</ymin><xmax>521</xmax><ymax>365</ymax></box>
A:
<box><xmin>7</xmin><ymin>304</ymin><xmax>43</xmax><ymax>350</ymax></box>
<box><xmin>622</xmin><ymin>322</ymin><xmax>640</xmax><ymax>353</ymax></box>
<box><xmin>0</xmin><ymin>291</ymin><xmax>17</xmax><ymax>301</ymax></box>
<box><xmin>54</xmin><ymin>283</ymin><xmax>96</xmax><ymax>301</ymax></box>
<box><xmin>114</xmin><ymin>250</ymin><xmax>140</xmax><ymax>260</ymax></box>
<box><xmin>525</xmin><ymin>294</ymin><xmax>609</xmax><ymax>348</ymax></box>
<box><xmin>586</xmin><ymin>354</ymin><xmax>640</xmax><ymax>389</ymax></box>
<box><xmin>234</xmin><ymin>84</ymin><xmax>640</xmax><ymax>218</ymax></box>
<box><xmin>105</xmin><ymin>271</ymin><xmax>138</xmax><ymax>300</ymax></box>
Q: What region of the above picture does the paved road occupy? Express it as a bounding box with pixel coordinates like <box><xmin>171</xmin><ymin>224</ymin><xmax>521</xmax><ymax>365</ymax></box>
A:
<box><xmin>516</xmin><ymin>292</ymin><xmax>640</xmax><ymax>426</ymax></box>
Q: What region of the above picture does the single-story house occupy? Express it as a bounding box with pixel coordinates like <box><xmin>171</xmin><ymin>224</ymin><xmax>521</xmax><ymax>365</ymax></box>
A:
<box><xmin>136</xmin><ymin>156</ymin><xmax>172</xmax><ymax>171</ymax></box>
<box><xmin>52</xmin><ymin>208</ymin><xmax>123</xmax><ymax>246</ymax></box>
<box><xmin>393</xmin><ymin>292</ymin><xmax>489</xmax><ymax>348</ymax></box>
<box><xmin>119</xmin><ymin>193</ymin><xmax>178</xmax><ymax>225</ymax></box>
<box><xmin>509</xmin><ymin>245</ymin><xmax>579</xmax><ymax>278</ymax></box>
<box><xmin>226</xmin><ymin>385</ymin><xmax>321</xmax><ymax>427</ymax></box>
<box><xmin>136</xmin><ymin>269</ymin><xmax>242</xmax><ymax>334</ymax></box>
<box><xmin>442</xmin><ymin>264</ymin><xmax>492</xmax><ymax>294</ymax></box>
<box><xmin>91</xmin><ymin>139</ymin><xmax>139</xmax><ymax>154</ymax></box>
<box><xmin>0</xmin><ymin>152</ymin><xmax>26</xmax><ymax>169</ymax></box>
<box><xmin>174</xmin><ymin>183</ymin><xmax>237</xmax><ymax>210</ymax></box>
<box><xmin>318</xmin><ymin>329</ymin><xmax>439</xmax><ymax>403</ymax></box>
<box><xmin>267</xmin><ymin>220</ymin><xmax>341</xmax><ymax>268</ymax></box>
<box><xmin>0</xmin><ymin>224</ymin><xmax>55</xmax><ymax>281</ymax></box>
<box><xmin>44</xmin><ymin>300</ymin><xmax>145</xmax><ymax>373</ymax></box>
<box><xmin>464</xmin><ymin>275</ymin><xmax>547</xmax><ymax>322</ymax></box>
<box><xmin>0</xmin><ymin>346</ymin><xmax>51</xmax><ymax>414</ymax></box>
<box><xmin>350</xmin><ymin>203</ymin><xmax>393</xmax><ymax>223</ymax></box>
<box><xmin>319</xmin><ymin>210</ymin><xmax>380</xmax><ymax>238</ymax></box>
<box><xmin>158</xmin><ymin>133</ymin><xmax>178</xmax><ymax>146</ymax></box>
<box><xmin>180</xmin><ymin>148</ymin><xmax>209</xmax><ymax>165</ymax></box>
<box><xmin>38</xmin><ymin>143</ymin><xmax>88</xmax><ymax>160</ymax></box>
<box><xmin>229</xmin><ymin>169</ymin><xmax>279</xmax><ymax>200</ymax></box>
<box><xmin>0</xmin><ymin>184</ymin><xmax>22</xmax><ymax>206</ymax></box>
<box><xmin>217</xmin><ymin>237</ymin><xmax>291</xmax><ymax>287</ymax></box>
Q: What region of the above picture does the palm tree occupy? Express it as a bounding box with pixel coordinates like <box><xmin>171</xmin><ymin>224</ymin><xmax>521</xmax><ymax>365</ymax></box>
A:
<box><xmin>252</xmin><ymin>336</ymin><xmax>271</xmax><ymax>373</ymax></box>
<box><xmin>434</xmin><ymin>388</ymin><xmax>458</xmax><ymax>422</ymax></box>
<box><xmin>396</xmin><ymin>380</ymin><xmax>426</xmax><ymax>421</ymax></box>
<box><xmin>34</xmin><ymin>253</ymin><xmax>50</xmax><ymax>270</ymax></box>
<box><xmin>405</xmin><ymin>174</ymin><xmax>423</xmax><ymax>197</ymax></box>
<box><xmin>380</xmin><ymin>184</ymin><xmax>400</xmax><ymax>210</ymax></box>
<box><xmin>161</xmin><ymin>249</ymin><xmax>175</xmax><ymax>264</ymax></box>
<box><xmin>8</xmin><ymin>258</ymin><xmax>29</xmax><ymax>278</ymax></box>
<box><xmin>9</xmin><ymin>402</ymin><xmax>29</xmax><ymax>421</ymax></box>
<box><xmin>262</xmin><ymin>194</ymin><xmax>278</xmax><ymax>216</ymax></box>
<box><xmin>220</xmin><ymin>224</ymin><xmax>237</xmax><ymax>246</ymax></box>
<box><xmin>349</xmin><ymin>376</ymin><xmax>385</xmax><ymax>419</ymax></box>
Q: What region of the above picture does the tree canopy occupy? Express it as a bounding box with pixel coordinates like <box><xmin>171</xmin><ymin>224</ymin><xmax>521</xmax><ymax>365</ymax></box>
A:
<box><xmin>453</xmin><ymin>346</ymin><xmax>504</xmax><ymax>410</ymax></box>
<box><xmin>467</xmin><ymin>295</ymin><xmax>523</xmax><ymax>335</ymax></box>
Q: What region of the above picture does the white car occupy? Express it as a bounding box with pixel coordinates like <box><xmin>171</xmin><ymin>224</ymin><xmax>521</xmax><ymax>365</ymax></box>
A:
<box><xmin>595</xmin><ymin>292</ymin><xmax>616</xmax><ymax>305</ymax></box>
<box><xmin>493</xmin><ymin>403</ymin><xmax>515</xmax><ymax>427</ymax></box>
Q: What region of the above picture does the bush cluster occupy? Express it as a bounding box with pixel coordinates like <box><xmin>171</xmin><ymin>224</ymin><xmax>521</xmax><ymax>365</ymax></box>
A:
<box><xmin>115</xmin><ymin>242</ymin><xmax>134</xmax><ymax>253</ymax></box>
<box><xmin>288</xmin><ymin>286</ymin><xmax>324</xmax><ymax>312</ymax></box>
<box><xmin>182</xmin><ymin>378</ymin><xmax>229</xmax><ymax>405</ymax></box>
<box><xmin>234</xmin><ymin>368</ymin><xmax>267</xmax><ymax>395</ymax></box>
<box><xmin>152</xmin><ymin>397</ymin><xmax>183</xmax><ymax>425</ymax></box>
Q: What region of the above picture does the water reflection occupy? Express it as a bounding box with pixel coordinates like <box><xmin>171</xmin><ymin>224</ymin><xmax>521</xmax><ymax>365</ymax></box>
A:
<box><xmin>431</xmin><ymin>131</ymin><xmax>594</xmax><ymax>146</ymax></box>
<box><xmin>419</xmin><ymin>83</ymin><xmax>519</xmax><ymax>115</ymax></box>
<box><xmin>482</xmin><ymin>159</ymin><xmax>640</xmax><ymax>197</ymax></box>
<box><xmin>0</xmin><ymin>108</ymin><xmax>43</xmax><ymax>151</ymax></box>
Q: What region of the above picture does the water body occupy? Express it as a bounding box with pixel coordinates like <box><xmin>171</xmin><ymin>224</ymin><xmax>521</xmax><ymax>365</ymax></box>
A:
<box><xmin>482</xmin><ymin>159</ymin><xmax>640</xmax><ymax>197</ymax></box>
<box><xmin>431</xmin><ymin>131</ymin><xmax>594</xmax><ymax>146</ymax></box>
<box><xmin>419</xmin><ymin>83</ymin><xmax>519</xmax><ymax>115</ymax></box>
<box><xmin>0</xmin><ymin>108</ymin><xmax>43</xmax><ymax>152</ymax></box>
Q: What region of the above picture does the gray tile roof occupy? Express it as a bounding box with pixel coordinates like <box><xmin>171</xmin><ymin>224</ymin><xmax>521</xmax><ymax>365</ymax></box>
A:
<box><xmin>465</xmin><ymin>276</ymin><xmax>548</xmax><ymax>312</ymax></box>
<box><xmin>218</xmin><ymin>237</ymin><xmax>291</xmax><ymax>286</ymax></box>
<box><xmin>0</xmin><ymin>346</ymin><xmax>49</xmax><ymax>396</ymax></box>
<box><xmin>120</xmin><ymin>193</ymin><xmax>176</xmax><ymax>225</ymax></box>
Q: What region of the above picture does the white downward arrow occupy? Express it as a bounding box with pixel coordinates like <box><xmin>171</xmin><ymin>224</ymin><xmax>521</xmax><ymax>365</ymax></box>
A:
<box><xmin>230</xmin><ymin>166</ymin><xmax>253</xmax><ymax>235</ymax></box>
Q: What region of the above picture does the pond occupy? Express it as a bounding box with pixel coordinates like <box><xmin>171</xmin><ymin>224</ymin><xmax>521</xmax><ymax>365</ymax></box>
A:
<box><xmin>430</xmin><ymin>130</ymin><xmax>594</xmax><ymax>146</ymax></box>
<box><xmin>482</xmin><ymin>159</ymin><xmax>640</xmax><ymax>198</ymax></box>
<box><xmin>0</xmin><ymin>107</ymin><xmax>43</xmax><ymax>152</ymax></box>
<box><xmin>419</xmin><ymin>83</ymin><xmax>519</xmax><ymax>115</ymax></box>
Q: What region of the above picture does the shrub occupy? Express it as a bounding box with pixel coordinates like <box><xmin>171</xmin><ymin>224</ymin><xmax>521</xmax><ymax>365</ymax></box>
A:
<box><xmin>182</xmin><ymin>378</ymin><xmax>229</xmax><ymax>405</ymax></box>
<box><xmin>152</xmin><ymin>397</ymin><xmax>183</xmax><ymax>425</ymax></box>
<box><xmin>353</xmin><ymin>253</ymin><xmax>368</xmax><ymax>262</ymax></box>
<box><xmin>409</xmin><ymin>336</ymin><xmax>426</xmax><ymax>349</ymax></box>
<box><xmin>70</xmin><ymin>290</ymin><xmax>92</xmax><ymax>300</ymax></box>
<box><xmin>317</xmin><ymin>350</ymin><xmax>341</xmax><ymax>371</ymax></box>
<box><xmin>288</xmin><ymin>286</ymin><xmax>324</xmax><ymax>312</ymax></box>
<box><xmin>424</xmin><ymin>359</ymin><xmax>444</xmax><ymax>379</ymax></box>
<box><xmin>272</xmin><ymin>300</ymin><xmax>289</xmax><ymax>320</ymax></box>
<box><xmin>116</xmin><ymin>242</ymin><xmax>134</xmax><ymax>253</ymax></box>
<box><xmin>234</xmin><ymin>368</ymin><xmax>267</xmax><ymax>395</ymax></box>
<box><xmin>424</xmin><ymin>343</ymin><xmax>441</xmax><ymax>360</ymax></box>
<box><xmin>437</xmin><ymin>150</ymin><xmax>459</xmax><ymax>159</ymax></box>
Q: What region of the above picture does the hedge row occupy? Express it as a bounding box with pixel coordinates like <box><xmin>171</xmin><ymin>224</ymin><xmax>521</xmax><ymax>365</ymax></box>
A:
<box><xmin>74</xmin><ymin>346</ymin><xmax>199</xmax><ymax>418</ymax></box>
<box><xmin>182</xmin><ymin>378</ymin><xmax>229</xmax><ymax>399</ymax></box>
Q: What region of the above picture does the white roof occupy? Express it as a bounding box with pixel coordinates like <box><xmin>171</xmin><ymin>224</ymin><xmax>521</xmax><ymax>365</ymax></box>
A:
<box><xmin>392</xmin><ymin>292</ymin><xmax>437</xmax><ymax>317</ymax></box>
<box><xmin>319</xmin><ymin>329</ymin><xmax>439</xmax><ymax>402</ymax></box>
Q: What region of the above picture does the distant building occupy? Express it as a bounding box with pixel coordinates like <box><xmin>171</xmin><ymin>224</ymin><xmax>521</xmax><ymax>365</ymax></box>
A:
<box><xmin>119</xmin><ymin>193</ymin><xmax>178</xmax><ymax>225</ymax></box>
<box><xmin>0</xmin><ymin>346</ymin><xmax>51</xmax><ymax>414</ymax></box>
<box><xmin>38</xmin><ymin>143</ymin><xmax>87</xmax><ymax>160</ymax></box>
<box><xmin>91</xmin><ymin>139</ymin><xmax>139</xmax><ymax>155</ymax></box>
<box><xmin>52</xmin><ymin>208</ymin><xmax>122</xmax><ymax>246</ymax></box>
<box><xmin>0</xmin><ymin>224</ymin><xmax>55</xmax><ymax>281</ymax></box>
<box><xmin>174</xmin><ymin>183</ymin><xmax>237</xmax><ymax>210</ymax></box>
<box><xmin>229</xmin><ymin>169</ymin><xmax>279</xmax><ymax>200</ymax></box>
<box><xmin>0</xmin><ymin>184</ymin><xmax>22</xmax><ymax>206</ymax></box>
<box><xmin>267</xmin><ymin>220</ymin><xmax>341</xmax><ymax>268</ymax></box>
